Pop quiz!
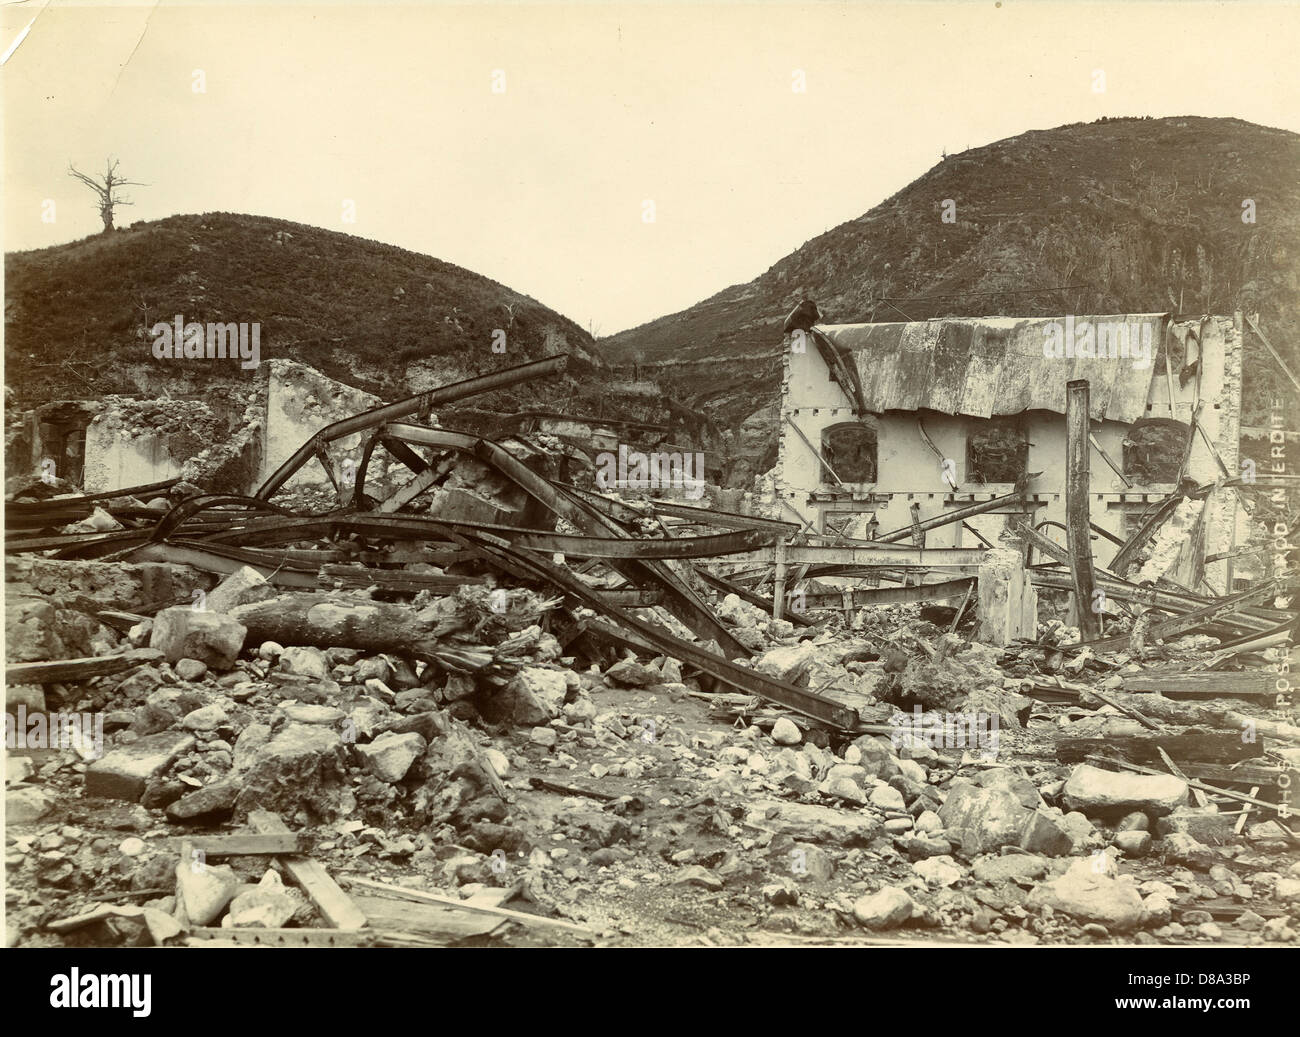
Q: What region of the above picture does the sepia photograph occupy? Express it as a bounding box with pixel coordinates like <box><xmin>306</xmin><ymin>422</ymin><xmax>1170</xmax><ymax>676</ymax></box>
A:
<box><xmin>2</xmin><ymin>0</ymin><xmax>1298</xmax><ymax>1004</ymax></box>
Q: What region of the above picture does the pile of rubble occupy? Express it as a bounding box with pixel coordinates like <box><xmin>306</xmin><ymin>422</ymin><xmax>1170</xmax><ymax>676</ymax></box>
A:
<box><xmin>6</xmin><ymin>356</ymin><xmax>1298</xmax><ymax>946</ymax></box>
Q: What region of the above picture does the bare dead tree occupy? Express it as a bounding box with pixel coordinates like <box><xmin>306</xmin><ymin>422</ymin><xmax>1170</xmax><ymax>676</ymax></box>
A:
<box><xmin>67</xmin><ymin>158</ymin><xmax>148</xmax><ymax>233</ymax></box>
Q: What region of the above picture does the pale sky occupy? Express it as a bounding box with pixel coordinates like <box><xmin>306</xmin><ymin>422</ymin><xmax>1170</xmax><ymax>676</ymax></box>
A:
<box><xmin>4</xmin><ymin>1</ymin><xmax>1299</xmax><ymax>335</ymax></box>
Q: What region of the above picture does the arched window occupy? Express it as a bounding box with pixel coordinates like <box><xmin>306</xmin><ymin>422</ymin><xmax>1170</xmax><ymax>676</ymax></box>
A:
<box><xmin>966</xmin><ymin>417</ymin><xmax>1028</xmax><ymax>484</ymax></box>
<box><xmin>820</xmin><ymin>421</ymin><xmax>877</xmax><ymax>484</ymax></box>
<box><xmin>1123</xmin><ymin>419</ymin><xmax>1187</xmax><ymax>485</ymax></box>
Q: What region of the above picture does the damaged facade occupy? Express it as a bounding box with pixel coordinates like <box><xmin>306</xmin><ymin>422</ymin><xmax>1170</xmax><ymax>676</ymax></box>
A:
<box><xmin>7</xmin><ymin>359</ymin><xmax>399</xmax><ymax>501</ymax></box>
<box><xmin>775</xmin><ymin>313</ymin><xmax>1243</xmax><ymax>591</ymax></box>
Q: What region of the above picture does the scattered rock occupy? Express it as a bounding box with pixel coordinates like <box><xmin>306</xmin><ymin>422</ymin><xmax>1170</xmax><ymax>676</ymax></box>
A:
<box><xmin>85</xmin><ymin>731</ymin><xmax>196</xmax><ymax>802</ymax></box>
<box><xmin>182</xmin><ymin>704</ymin><xmax>228</xmax><ymax>732</ymax></box>
<box><xmin>1113</xmin><ymin>830</ymin><xmax>1153</xmax><ymax>858</ymax></box>
<box><xmin>674</xmin><ymin>865</ymin><xmax>723</xmax><ymax>890</ymax></box>
<box><xmin>278</xmin><ymin>703</ymin><xmax>345</xmax><ymax>725</ymax></box>
<box><xmin>278</xmin><ymin>646</ymin><xmax>331</xmax><ymax>680</ymax></box>
<box><xmin>487</xmin><ymin>667</ymin><xmax>567</xmax><ymax>725</ymax></box>
<box><xmin>1116</xmin><ymin>811</ymin><xmax>1149</xmax><ymax>832</ymax></box>
<box><xmin>913</xmin><ymin>855</ymin><xmax>963</xmax><ymax>887</ymax></box>
<box><xmin>753</xmin><ymin>643</ymin><xmax>818</xmax><ymax>684</ymax></box>
<box><xmin>206</xmin><ymin>566</ymin><xmax>276</xmax><ymax>615</ymax></box>
<box><xmin>604</xmin><ymin>658</ymin><xmax>660</xmax><ymax>687</ymax></box>
<box><xmin>6</xmin><ymin>787</ymin><xmax>52</xmax><ymax>823</ymax></box>
<box><xmin>1161</xmin><ymin>831</ymin><xmax>1216</xmax><ymax>870</ymax></box>
<box><xmin>789</xmin><ymin>843</ymin><xmax>834</xmax><ymax>883</ymax></box>
<box><xmin>175</xmin><ymin>860</ymin><xmax>239</xmax><ymax>926</ymax></box>
<box><xmin>852</xmin><ymin>886</ymin><xmax>914</xmax><ymax>929</ymax></box>
<box><xmin>166</xmin><ymin>781</ymin><xmax>239</xmax><ymax>822</ymax></box>
<box><xmin>226</xmin><ymin>870</ymin><xmax>301</xmax><ymax>928</ymax></box>
<box><xmin>1019</xmin><ymin>807</ymin><xmax>1076</xmax><ymax>857</ymax></box>
<box><xmin>233</xmin><ymin>724</ymin><xmax>346</xmax><ymax>821</ymax></box>
<box><xmin>356</xmin><ymin>731</ymin><xmax>426</xmax><ymax>783</ymax></box>
<box><xmin>869</xmin><ymin>784</ymin><xmax>907</xmax><ymax>812</ymax></box>
<box><xmin>771</xmin><ymin>717</ymin><xmax>802</xmax><ymax>746</ymax></box>
<box><xmin>529</xmin><ymin>726</ymin><xmax>559</xmax><ymax>748</ymax></box>
<box><xmin>175</xmin><ymin>658</ymin><xmax>209</xmax><ymax>682</ymax></box>
<box><xmin>819</xmin><ymin>775</ymin><xmax>867</xmax><ymax>804</ymax></box>
<box><xmin>972</xmin><ymin>854</ymin><xmax>1048</xmax><ymax>884</ymax></box>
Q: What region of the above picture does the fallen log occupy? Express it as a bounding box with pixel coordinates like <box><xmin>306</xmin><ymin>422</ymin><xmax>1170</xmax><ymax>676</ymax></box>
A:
<box><xmin>1082</xmin><ymin>689</ymin><xmax>1300</xmax><ymax>744</ymax></box>
<box><xmin>1122</xmin><ymin>671</ymin><xmax>1278</xmax><ymax>699</ymax></box>
<box><xmin>227</xmin><ymin>592</ymin><xmax>530</xmax><ymax>671</ymax></box>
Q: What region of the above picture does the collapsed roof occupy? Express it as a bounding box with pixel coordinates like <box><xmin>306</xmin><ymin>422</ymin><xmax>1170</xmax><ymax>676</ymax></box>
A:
<box><xmin>814</xmin><ymin>314</ymin><xmax>1195</xmax><ymax>422</ymax></box>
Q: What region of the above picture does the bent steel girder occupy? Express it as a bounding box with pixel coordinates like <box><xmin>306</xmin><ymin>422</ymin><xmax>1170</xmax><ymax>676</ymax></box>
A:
<box><xmin>363</xmin><ymin>422</ymin><xmax>746</xmax><ymax>657</ymax></box>
<box><xmin>454</xmin><ymin>530</ymin><xmax>857</xmax><ymax>730</ymax></box>
<box><xmin>201</xmin><ymin>511</ymin><xmax>773</xmax><ymax>561</ymax></box>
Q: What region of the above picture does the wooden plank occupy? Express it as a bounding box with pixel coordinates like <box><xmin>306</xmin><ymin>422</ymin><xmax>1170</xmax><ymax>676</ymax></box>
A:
<box><xmin>344</xmin><ymin>876</ymin><xmax>593</xmax><ymax>936</ymax></box>
<box><xmin>1179</xmin><ymin>762</ymin><xmax>1282</xmax><ymax>786</ymax></box>
<box><xmin>351</xmin><ymin>893</ymin><xmax>507</xmax><ymax>943</ymax></box>
<box><xmin>729</xmin><ymin>546</ymin><xmax>987</xmax><ymax>567</ymax></box>
<box><xmin>1234</xmin><ymin>787</ymin><xmax>1260</xmax><ymax>835</ymax></box>
<box><xmin>4</xmin><ymin>648</ymin><xmax>162</xmax><ymax>684</ymax></box>
<box><xmin>1246</xmin><ymin>314</ymin><xmax>1300</xmax><ymax>395</ymax></box>
<box><xmin>804</xmin><ymin>576</ymin><xmax>976</xmax><ymax>608</ymax></box>
<box><xmin>1066</xmin><ymin>379</ymin><xmax>1100</xmax><ymax>639</ymax></box>
<box><xmin>318</xmin><ymin>563</ymin><xmax>484</xmax><ymax>593</ymax></box>
<box><xmin>245</xmin><ymin>811</ymin><xmax>368</xmax><ymax>930</ymax></box>
<box><xmin>1091</xmin><ymin>691</ymin><xmax>1159</xmax><ymax>730</ymax></box>
<box><xmin>1089</xmin><ymin>432</ymin><xmax>1134</xmax><ymax>488</ymax></box>
<box><xmin>160</xmin><ymin>833</ymin><xmax>301</xmax><ymax>856</ymax></box>
<box><xmin>1158</xmin><ymin>745</ymin><xmax>1209</xmax><ymax>808</ymax></box>
<box><xmin>187</xmin><ymin>927</ymin><xmax>377</xmax><ymax>947</ymax></box>
<box><xmin>1122</xmin><ymin>671</ymin><xmax>1276</xmax><ymax>699</ymax></box>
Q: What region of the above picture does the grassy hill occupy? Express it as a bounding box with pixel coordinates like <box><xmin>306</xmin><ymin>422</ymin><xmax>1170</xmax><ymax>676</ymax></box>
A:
<box><xmin>604</xmin><ymin>116</ymin><xmax>1300</xmax><ymax>432</ymax></box>
<box><xmin>5</xmin><ymin>212</ymin><xmax>603</xmax><ymax>409</ymax></box>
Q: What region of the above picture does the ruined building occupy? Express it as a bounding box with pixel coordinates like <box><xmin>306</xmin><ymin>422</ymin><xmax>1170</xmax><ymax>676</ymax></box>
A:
<box><xmin>773</xmin><ymin>313</ymin><xmax>1244</xmax><ymax>591</ymax></box>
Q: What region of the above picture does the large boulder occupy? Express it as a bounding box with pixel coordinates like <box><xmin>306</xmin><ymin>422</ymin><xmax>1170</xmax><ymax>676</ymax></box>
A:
<box><xmin>938</xmin><ymin>777</ymin><xmax>1037</xmax><ymax>855</ymax></box>
<box><xmin>753</xmin><ymin>643</ymin><xmax>819</xmax><ymax>685</ymax></box>
<box><xmin>356</xmin><ymin>731</ymin><xmax>426</xmax><ymax>783</ymax></box>
<box><xmin>150</xmin><ymin>607</ymin><xmax>246</xmax><ymax>671</ymax></box>
<box><xmin>1062</xmin><ymin>765</ymin><xmax>1188</xmax><ymax>819</ymax></box>
<box><xmin>603</xmin><ymin>657</ymin><xmax>660</xmax><ymax>687</ymax></box>
<box><xmin>233</xmin><ymin>724</ymin><xmax>347</xmax><ymax>821</ymax></box>
<box><xmin>852</xmin><ymin>887</ymin><xmax>915</xmax><ymax>929</ymax></box>
<box><xmin>480</xmin><ymin>666</ymin><xmax>568</xmax><ymax>725</ymax></box>
<box><xmin>1026</xmin><ymin>858</ymin><xmax>1145</xmax><ymax>931</ymax></box>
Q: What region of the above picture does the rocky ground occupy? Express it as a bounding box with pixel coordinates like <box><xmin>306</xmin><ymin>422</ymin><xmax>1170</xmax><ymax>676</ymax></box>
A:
<box><xmin>6</xmin><ymin>561</ymin><xmax>1299</xmax><ymax>948</ymax></box>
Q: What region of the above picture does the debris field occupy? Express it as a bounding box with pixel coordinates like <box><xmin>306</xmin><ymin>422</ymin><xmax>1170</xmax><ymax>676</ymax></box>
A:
<box><xmin>5</xmin><ymin>355</ymin><xmax>1298</xmax><ymax>947</ymax></box>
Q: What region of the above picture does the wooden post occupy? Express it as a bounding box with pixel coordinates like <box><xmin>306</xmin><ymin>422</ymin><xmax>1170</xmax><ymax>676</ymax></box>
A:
<box><xmin>772</xmin><ymin>535</ymin><xmax>788</xmax><ymax>621</ymax></box>
<box><xmin>976</xmin><ymin>545</ymin><xmax>1036</xmax><ymax>646</ymax></box>
<box><xmin>1066</xmin><ymin>379</ymin><xmax>1100</xmax><ymax>640</ymax></box>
